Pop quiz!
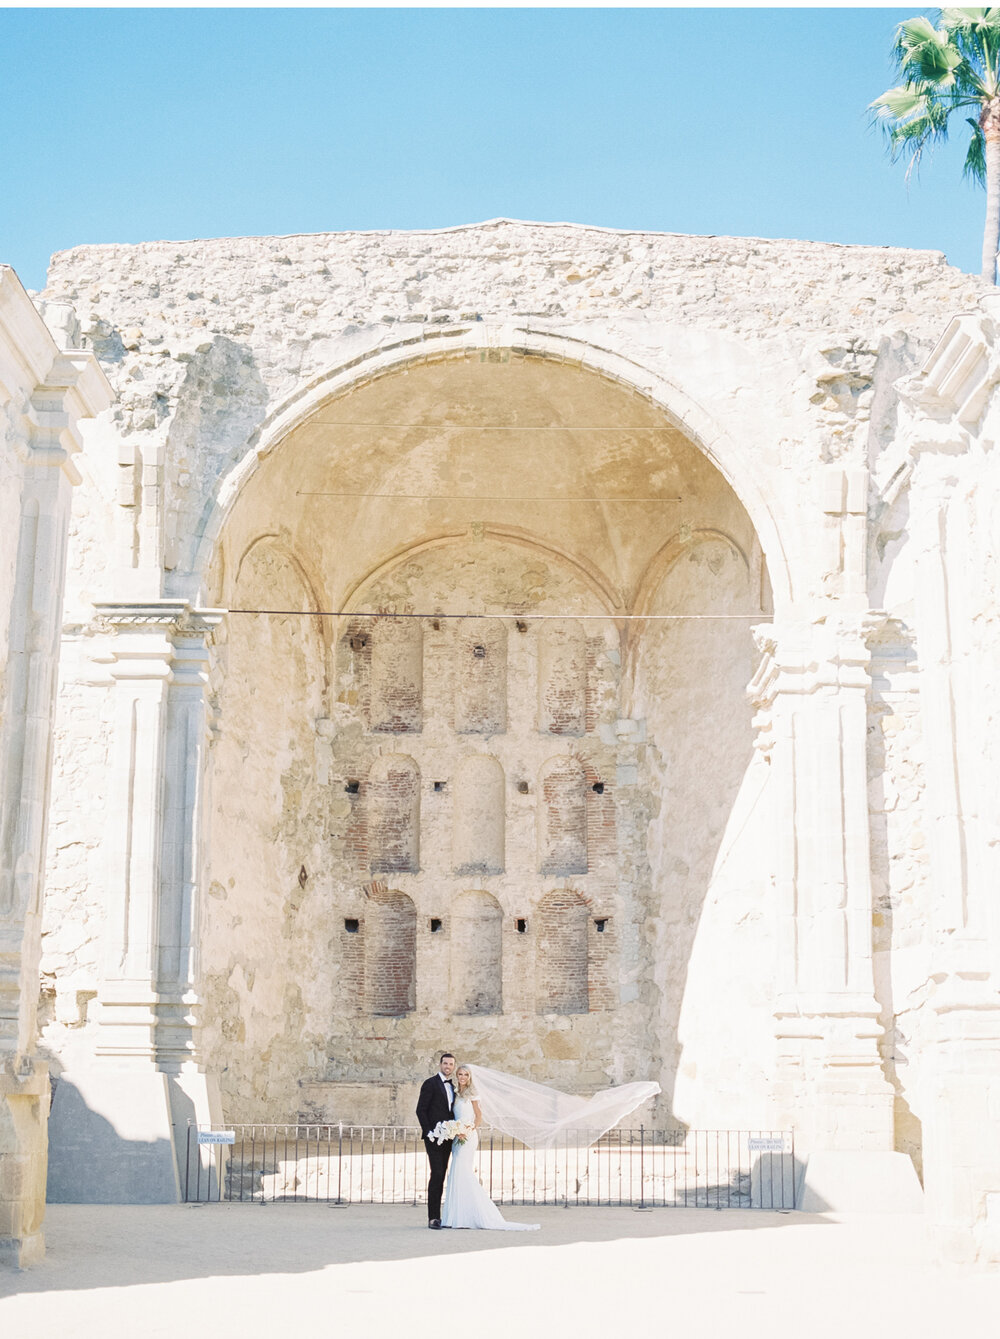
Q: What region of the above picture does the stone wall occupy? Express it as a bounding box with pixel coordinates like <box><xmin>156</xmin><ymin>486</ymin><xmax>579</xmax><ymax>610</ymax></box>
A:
<box><xmin>27</xmin><ymin>220</ymin><xmax>1000</xmax><ymax>1257</ymax></box>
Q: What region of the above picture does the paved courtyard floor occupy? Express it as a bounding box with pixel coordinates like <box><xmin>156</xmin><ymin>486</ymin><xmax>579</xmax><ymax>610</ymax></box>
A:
<box><xmin>2</xmin><ymin>1204</ymin><xmax>999</xmax><ymax>1339</ymax></box>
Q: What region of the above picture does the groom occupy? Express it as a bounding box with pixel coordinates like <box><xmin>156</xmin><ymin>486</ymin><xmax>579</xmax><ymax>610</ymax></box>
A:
<box><xmin>416</xmin><ymin>1051</ymin><xmax>455</xmax><ymax>1229</ymax></box>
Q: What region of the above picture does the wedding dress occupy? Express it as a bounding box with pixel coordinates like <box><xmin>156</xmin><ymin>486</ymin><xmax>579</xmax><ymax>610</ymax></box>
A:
<box><xmin>440</xmin><ymin>1095</ymin><xmax>540</xmax><ymax>1231</ymax></box>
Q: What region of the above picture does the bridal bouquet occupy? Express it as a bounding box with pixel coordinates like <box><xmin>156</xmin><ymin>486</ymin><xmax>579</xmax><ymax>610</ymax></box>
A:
<box><xmin>427</xmin><ymin>1119</ymin><xmax>474</xmax><ymax>1145</ymax></box>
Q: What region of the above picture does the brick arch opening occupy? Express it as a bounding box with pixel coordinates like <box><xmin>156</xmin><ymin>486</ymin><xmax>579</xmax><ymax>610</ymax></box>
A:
<box><xmin>368</xmin><ymin>753</ymin><xmax>420</xmax><ymax>874</ymax></box>
<box><xmin>535</xmin><ymin>888</ymin><xmax>589</xmax><ymax>1015</ymax></box>
<box><xmin>452</xmin><ymin>754</ymin><xmax>505</xmax><ymax>875</ymax></box>
<box><xmin>450</xmin><ymin>889</ymin><xmax>503</xmax><ymax>1015</ymax></box>
<box><xmin>364</xmin><ymin>885</ymin><xmax>417</xmax><ymax>1016</ymax></box>
<box><xmin>454</xmin><ymin>617</ymin><xmax>507</xmax><ymax>734</ymax></box>
<box><xmin>370</xmin><ymin>617</ymin><xmax>423</xmax><ymax>733</ymax></box>
<box><xmin>538</xmin><ymin>620</ymin><xmax>586</xmax><ymax>735</ymax></box>
<box><xmin>538</xmin><ymin>756</ymin><xmax>588</xmax><ymax>875</ymax></box>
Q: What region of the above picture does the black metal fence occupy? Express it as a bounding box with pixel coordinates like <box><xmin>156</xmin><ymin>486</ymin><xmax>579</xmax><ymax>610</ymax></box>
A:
<box><xmin>183</xmin><ymin>1124</ymin><xmax>796</xmax><ymax>1210</ymax></box>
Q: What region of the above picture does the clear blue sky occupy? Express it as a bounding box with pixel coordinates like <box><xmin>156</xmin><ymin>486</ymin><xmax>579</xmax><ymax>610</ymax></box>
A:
<box><xmin>0</xmin><ymin>6</ymin><xmax>982</xmax><ymax>291</ymax></box>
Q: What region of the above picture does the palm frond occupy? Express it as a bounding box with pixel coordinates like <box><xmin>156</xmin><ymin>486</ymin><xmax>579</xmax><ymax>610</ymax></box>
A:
<box><xmin>940</xmin><ymin>7</ymin><xmax>993</xmax><ymax>26</ymax></box>
<box><xmin>940</xmin><ymin>7</ymin><xmax>1000</xmax><ymax>93</ymax></box>
<box><xmin>893</xmin><ymin>15</ymin><xmax>964</xmax><ymax>86</ymax></box>
<box><xmin>871</xmin><ymin>84</ymin><xmax>934</xmax><ymax>119</ymax></box>
<box><xmin>871</xmin><ymin>82</ymin><xmax>953</xmax><ymax>146</ymax></box>
<box><xmin>873</xmin><ymin>9</ymin><xmax>998</xmax><ymax>196</ymax></box>
<box><xmin>964</xmin><ymin>115</ymin><xmax>988</xmax><ymax>182</ymax></box>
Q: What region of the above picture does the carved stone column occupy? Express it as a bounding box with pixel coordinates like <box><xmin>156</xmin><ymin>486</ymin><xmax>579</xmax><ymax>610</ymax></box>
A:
<box><xmin>0</xmin><ymin>270</ymin><xmax>113</xmax><ymax>1264</ymax></box>
<box><xmin>890</xmin><ymin>308</ymin><xmax>1000</xmax><ymax>1260</ymax></box>
<box><xmin>749</xmin><ymin>615</ymin><xmax>922</xmax><ymax>1210</ymax></box>
<box><xmin>751</xmin><ymin>617</ymin><xmax>892</xmax><ymax>1133</ymax></box>
<box><xmin>46</xmin><ymin>602</ymin><xmax>224</xmax><ymax>1204</ymax></box>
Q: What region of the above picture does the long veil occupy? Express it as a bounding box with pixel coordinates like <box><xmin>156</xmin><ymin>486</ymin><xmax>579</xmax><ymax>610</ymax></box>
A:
<box><xmin>465</xmin><ymin>1064</ymin><xmax>660</xmax><ymax>1150</ymax></box>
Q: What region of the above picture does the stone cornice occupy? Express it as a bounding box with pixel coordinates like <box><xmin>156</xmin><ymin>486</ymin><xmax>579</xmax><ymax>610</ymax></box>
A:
<box><xmin>0</xmin><ymin>266</ymin><xmax>114</xmax><ymax>477</ymax></box>
<box><xmin>895</xmin><ymin>298</ymin><xmax>1000</xmax><ymax>443</ymax></box>
<box><xmin>91</xmin><ymin>600</ymin><xmax>225</xmax><ymax>638</ymax></box>
<box><xmin>0</xmin><ymin>265</ymin><xmax>62</xmax><ymax>398</ymax></box>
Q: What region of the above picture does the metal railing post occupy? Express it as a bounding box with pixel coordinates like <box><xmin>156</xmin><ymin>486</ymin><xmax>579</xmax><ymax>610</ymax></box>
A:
<box><xmin>185</xmin><ymin>1122</ymin><xmax>192</xmax><ymax>1203</ymax></box>
<box><xmin>336</xmin><ymin>1122</ymin><xmax>344</xmax><ymax>1204</ymax></box>
<box><xmin>634</xmin><ymin>1124</ymin><xmax>651</xmax><ymax>1211</ymax></box>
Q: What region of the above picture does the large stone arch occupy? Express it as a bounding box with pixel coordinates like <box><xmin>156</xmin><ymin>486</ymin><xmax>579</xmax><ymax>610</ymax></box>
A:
<box><xmin>193</xmin><ymin>342</ymin><xmax>775</xmax><ymax>1135</ymax></box>
<box><xmin>191</xmin><ymin>329</ymin><xmax>793</xmax><ymax>611</ymax></box>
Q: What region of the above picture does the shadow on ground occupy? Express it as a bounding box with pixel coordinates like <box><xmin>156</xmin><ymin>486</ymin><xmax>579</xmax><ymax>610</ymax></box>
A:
<box><xmin>1</xmin><ymin>1203</ymin><xmax>831</xmax><ymax>1297</ymax></box>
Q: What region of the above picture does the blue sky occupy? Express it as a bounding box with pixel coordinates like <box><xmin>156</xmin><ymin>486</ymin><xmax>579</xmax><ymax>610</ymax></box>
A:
<box><xmin>0</xmin><ymin>6</ymin><xmax>982</xmax><ymax>291</ymax></box>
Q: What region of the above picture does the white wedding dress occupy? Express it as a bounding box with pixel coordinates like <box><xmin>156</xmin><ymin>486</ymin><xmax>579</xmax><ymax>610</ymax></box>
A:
<box><xmin>440</xmin><ymin>1096</ymin><xmax>539</xmax><ymax>1231</ymax></box>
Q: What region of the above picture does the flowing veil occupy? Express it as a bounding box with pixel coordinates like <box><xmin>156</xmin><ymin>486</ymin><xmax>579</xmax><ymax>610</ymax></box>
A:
<box><xmin>465</xmin><ymin>1064</ymin><xmax>660</xmax><ymax>1149</ymax></box>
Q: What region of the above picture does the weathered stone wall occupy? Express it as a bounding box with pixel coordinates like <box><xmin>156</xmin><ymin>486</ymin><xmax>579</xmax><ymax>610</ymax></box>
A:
<box><xmin>29</xmin><ymin>221</ymin><xmax>1000</xmax><ymax>1254</ymax></box>
<box><xmin>38</xmin><ymin>220</ymin><xmax>982</xmax><ymax>613</ymax></box>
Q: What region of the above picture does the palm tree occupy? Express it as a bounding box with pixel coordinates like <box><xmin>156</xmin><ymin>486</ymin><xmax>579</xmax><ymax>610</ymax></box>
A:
<box><xmin>872</xmin><ymin>8</ymin><xmax>1000</xmax><ymax>283</ymax></box>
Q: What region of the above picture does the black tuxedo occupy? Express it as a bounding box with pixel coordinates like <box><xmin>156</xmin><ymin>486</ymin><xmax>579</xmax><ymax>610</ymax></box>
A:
<box><xmin>416</xmin><ymin>1072</ymin><xmax>455</xmax><ymax>1221</ymax></box>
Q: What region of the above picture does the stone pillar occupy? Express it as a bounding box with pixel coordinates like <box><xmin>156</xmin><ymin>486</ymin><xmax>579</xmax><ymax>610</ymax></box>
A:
<box><xmin>46</xmin><ymin>602</ymin><xmax>224</xmax><ymax>1204</ymax></box>
<box><xmin>0</xmin><ymin>268</ymin><xmax>112</xmax><ymax>1265</ymax></box>
<box><xmin>749</xmin><ymin>615</ymin><xmax>921</xmax><ymax>1211</ymax></box>
<box><xmin>892</xmin><ymin>309</ymin><xmax>1000</xmax><ymax>1260</ymax></box>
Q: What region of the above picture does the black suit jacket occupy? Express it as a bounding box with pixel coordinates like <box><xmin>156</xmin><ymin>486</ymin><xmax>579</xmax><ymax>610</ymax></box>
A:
<box><xmin>416</xmin><ymin>1073</ymin><xmax>455</xmax><ymax>1138</ymax></box>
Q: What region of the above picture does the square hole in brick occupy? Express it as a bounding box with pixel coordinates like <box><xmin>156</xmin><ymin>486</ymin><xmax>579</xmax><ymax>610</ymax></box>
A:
<box><xmin>594</xmin><ymin>918</ymin><xmax>609</xmax><ymax>933</ymax></box>
<box><xmin>430</xmin><ymin>918</ymin><xmax>443</xmax><ymax>933</ymax></box>
<box><xmin>345</xmin><ymin>780</ymin><xmax>360</xmax><ymax>794</ymax></box>
<box><xmin>433</xmin><ymin>781</ymin><xmax>447</xmax><ymax>793</ymax></box>
<box><xmin>516</xmin><ymin>918</ymin><xmax>528</xmax><ymax>934</ymax></box>
<box><xmin>344</xmin><ymin>918</ymin><xmax>360</xmax><ymax>934</ymax></box>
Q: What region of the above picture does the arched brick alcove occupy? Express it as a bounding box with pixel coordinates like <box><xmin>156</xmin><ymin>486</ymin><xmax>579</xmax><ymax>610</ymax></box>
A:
<box><xmin>538</xmin><ymin>756</ymin><xmax>588</xmax><ymax>875</ymax></box>
<box><xmin>454</xmin><ymin>617</ymin><xmax>507</xmax><ymax>734</ymax></box>
<box><xmin>368</xmin><ymin>754</ymin><xmax>420</xmax><ymax>873</ymax></box>
<box><xmin>452</xmin><ymin>754</ymin><xmax>505</xmax><ymax>875</ymax></box>
<box><xmin>538</xmin><ymin>620</ymin><xmax>586</xmax><ymax>735</ymax></box>
<box><xmin>364</xmin><ymin>885</ymin><xmax>417</xmax><ymax>1016</ymax></box>
<box><xmin>450</xmin><ymin>890</ymin><xmax>503</xmax><ymax>1015</ymax></box>
<box><xmin>535</xmin><ymin>888</ymin><xmax>589</xmax><ymax>1015</ymax></box>
<box><xmin>370</xmin><ymin>617</ymin><xmax>423</xmax><ymax>733</ymax></box>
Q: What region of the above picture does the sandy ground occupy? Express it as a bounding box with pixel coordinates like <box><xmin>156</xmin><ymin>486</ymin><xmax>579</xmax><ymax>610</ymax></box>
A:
<box><xmin>2</xmin><ymin>1204</ymin><xmax>999</xmax><ymax>1339</ymax></box>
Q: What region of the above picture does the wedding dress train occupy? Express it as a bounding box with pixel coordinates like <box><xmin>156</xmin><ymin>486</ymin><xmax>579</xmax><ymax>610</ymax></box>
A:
<box><xmin>440</xmin><ymin>1096</ymin><xmax>539</xmax><ymax>1231</ymax></box>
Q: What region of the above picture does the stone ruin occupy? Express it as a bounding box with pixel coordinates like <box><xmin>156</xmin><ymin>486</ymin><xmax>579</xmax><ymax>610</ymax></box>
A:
<box><xmin>1</xmin><ymin>219</ymin><xmax>999</xmax><ymax>1264</ymax></box>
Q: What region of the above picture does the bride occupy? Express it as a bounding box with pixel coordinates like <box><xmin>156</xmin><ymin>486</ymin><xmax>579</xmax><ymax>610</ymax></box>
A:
<box><xmin>438</xmin><ymin>1060</ymin><xmax>660</xmax><ymax>1231</ymax></box>
<box><xmin>440</xmin><ymin>1065</ymin><xmax>539</xmax><ymax>1231</ymax></box>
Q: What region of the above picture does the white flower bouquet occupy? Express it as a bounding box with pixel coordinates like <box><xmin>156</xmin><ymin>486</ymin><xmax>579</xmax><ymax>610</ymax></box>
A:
<box><xmin>427</xmin><ymin>1118</ymin><xmax>474</xmax><ymax>1145</ymax></box>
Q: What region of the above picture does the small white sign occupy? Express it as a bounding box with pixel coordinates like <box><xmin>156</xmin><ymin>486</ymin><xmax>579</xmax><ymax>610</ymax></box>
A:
<box><xmin>197</xmin><ymin>1130</ymin><xmax>236</xmax><ymax>1145</ymax></box>
<box><xmin>747</xmin><ymin>1137</ymin><xmax>788</xmax><ymax>1153</ymax></box>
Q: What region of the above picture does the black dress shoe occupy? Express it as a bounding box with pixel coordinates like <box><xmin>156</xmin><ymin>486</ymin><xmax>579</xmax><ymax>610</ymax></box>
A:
<box><xmin>428</xmin><ymin>1219</ymin><xmax>442</xmax><ymax>1229</ymax></box>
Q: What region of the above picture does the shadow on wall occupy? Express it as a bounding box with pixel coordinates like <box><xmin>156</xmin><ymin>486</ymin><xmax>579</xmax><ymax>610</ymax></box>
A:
<box><xmin>46</xmin><ymin>1068</ymin><xmax>197</xmax><ymax>1205</ymax></box>
<box><xmin>632</xmin><ymin>532</ymin><xmax>768</xmax><ymax>1125</ymax></box>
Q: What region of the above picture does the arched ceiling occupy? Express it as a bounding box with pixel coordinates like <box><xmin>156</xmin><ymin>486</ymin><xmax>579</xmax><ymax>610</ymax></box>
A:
<box><xmin>217</xmin><ymin>354</ymin><xmax>761</xmax><ymax>614</ymax></box>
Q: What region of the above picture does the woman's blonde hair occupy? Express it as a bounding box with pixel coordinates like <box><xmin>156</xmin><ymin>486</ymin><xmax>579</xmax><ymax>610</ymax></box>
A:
<box><xmin>454</xmin><ymin>1064</ymin><xmax>478</xmax><ymax>1099</ymax></box>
